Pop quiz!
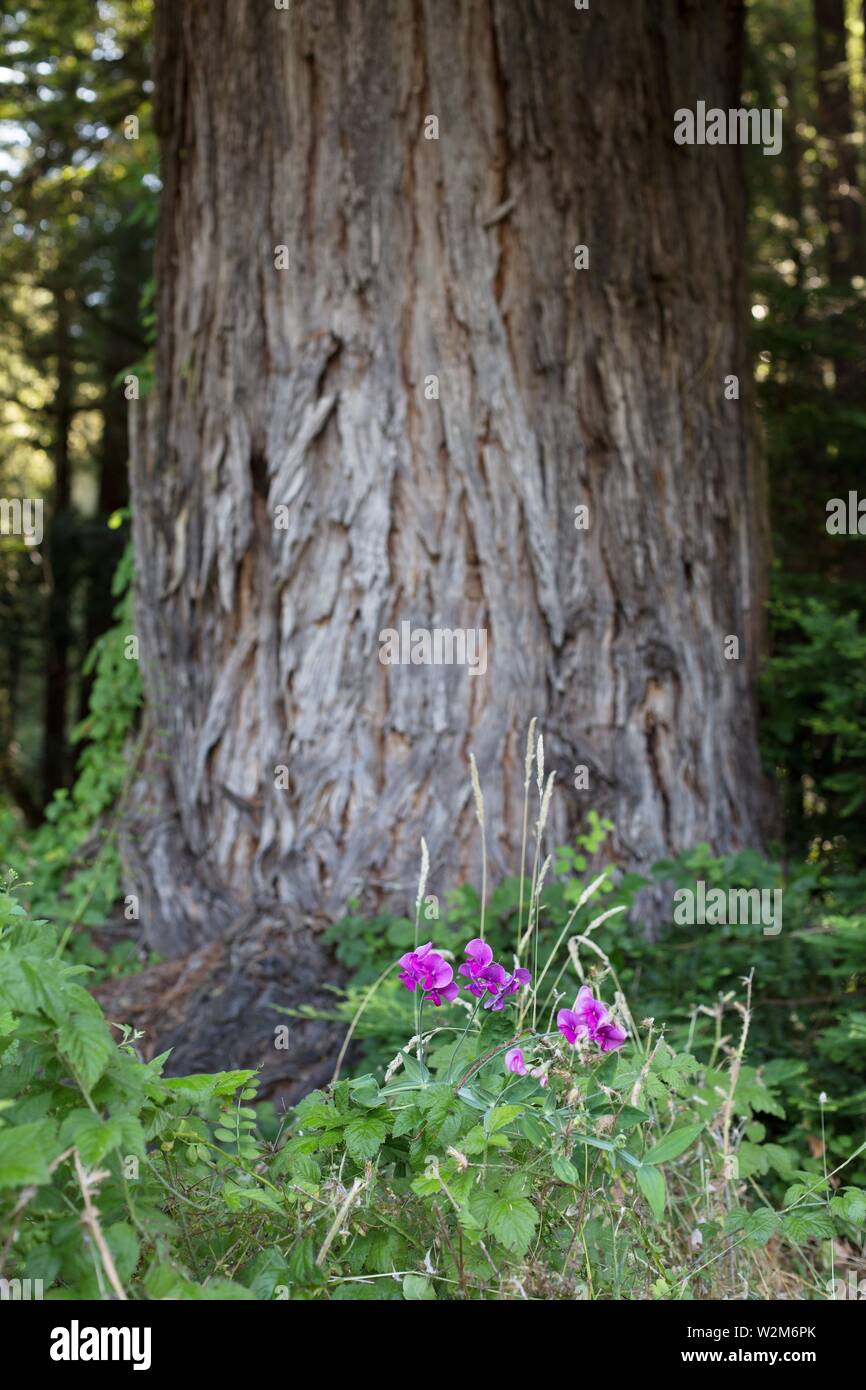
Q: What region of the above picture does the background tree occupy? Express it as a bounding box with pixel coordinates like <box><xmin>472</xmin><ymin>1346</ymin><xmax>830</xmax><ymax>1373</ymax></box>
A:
<box><xmin>0</xmin><ymin>0</ymin><xmax>153</xmax><ymax>808</ymax></box>
<box><xmin>746</xmin><ymin>0</ymin><xmax>866</xmax><ymax>864</ymax></box>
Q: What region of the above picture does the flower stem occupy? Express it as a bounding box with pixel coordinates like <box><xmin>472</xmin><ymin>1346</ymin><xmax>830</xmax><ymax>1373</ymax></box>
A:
<box><xmin>417</xmin><ymin>995</ymin><xmax>425</xmax><ymax>1067</ymax></box>
<box><xmin>446</xmin><ymin>997</ymin><xmax>482</xmax><ymax>1082</ymax></box>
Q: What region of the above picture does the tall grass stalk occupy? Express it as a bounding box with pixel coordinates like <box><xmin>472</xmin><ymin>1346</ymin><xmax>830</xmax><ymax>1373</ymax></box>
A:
<box><xmin>516</xmin><ymin>717</ymin><xmax>537</xmax><ymax>958</ymax></box>
<box><xmin>469</xmin><ymin>754</ymin><xmax>487</xmax><ymax>941</ymax></box>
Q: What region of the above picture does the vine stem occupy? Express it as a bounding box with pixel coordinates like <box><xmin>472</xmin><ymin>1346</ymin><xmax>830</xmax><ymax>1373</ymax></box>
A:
<box><xmin>54</xmin><ymin>712</ymin><xmax>151</xmax><ymax>959</ymax></box>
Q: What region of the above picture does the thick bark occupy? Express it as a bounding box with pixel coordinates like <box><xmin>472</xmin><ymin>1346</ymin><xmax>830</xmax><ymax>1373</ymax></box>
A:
<box><xmin>128</xmin><ymin>0</ymin><xmax>769</xmax><ymax>961</ymax></box>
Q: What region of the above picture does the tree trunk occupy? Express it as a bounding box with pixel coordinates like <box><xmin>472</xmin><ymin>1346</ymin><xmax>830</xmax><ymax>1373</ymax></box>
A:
<box><xmin>127</xmin><ymin>0</ymin><xmax>769</xmax><ymax>965</ymax></box>
<box><xmin>42</xmin><ymin>287</ymin><xmax>74</xmax><ymax>805</ymax></box>
<box><xmin>813</xmin><ymin>0</ymin><xmax>863</xmax><ymax>286</ymax></box>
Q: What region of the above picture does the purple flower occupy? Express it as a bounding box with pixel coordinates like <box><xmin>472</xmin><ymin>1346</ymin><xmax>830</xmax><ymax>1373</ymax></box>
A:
<box><xmin>460</xmin><ymin>940</ymin><xmax>532</xmax><ymax>1010</ymax></box>
<box><xmin>557</xmin><ymin>985</ymin><xmax>626</xmax><ymax>1052</ymax></box>
<box><xmin>574</xmin><ymin>984</ymin><xmax>608</xmax><ymax>1033</ymax></box>
<box><xmin>504</xmin><ymin>1047</ymin><xmax>528</xmax><ymax>1075</ymax></box>
<box><xmin>483</xmin><ymin>965</ymin><xmax>531</xmax><ymax>1011</ymax></box>
<box><xmin>459</xmin><ymin>939</ymin><xmax>507</xmax><ymax>998</ymax></box>
<box><xmin>557</xmin><ymin>1007</ymin><xmax>585</xmax><ymax>1045</ymax></box>
<box><xmin>397</xmin><ymin>941</ymin><xmax>459</xmax><ymax>1006</ymax></box>
<box><xmin>499</xmin><ymin>966</ymin><xmax>531</xmax><ymax>1000</ymax></box>
<box><xmin>460</xmin><ymin>938</ymin><xmax>493</xmax><ymax>977</ymax></box>
<box><xmin>593</xmin><ymin>1019</ymin><xmax>628</xmax><ymax>1052</ymax></box>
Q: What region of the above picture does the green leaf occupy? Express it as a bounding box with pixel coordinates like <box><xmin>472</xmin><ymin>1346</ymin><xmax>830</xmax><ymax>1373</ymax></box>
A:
<box><xmin>643</xmin><ymin>1124</ymin><xmax>703</xmax><ymax>1165</ymax></box>
<box><xmin>293</xmin><ymin>1101</ymin><xmax>340</xmax><ymax>1131</ymax></box>
<box><xmin>287</xmin><ymin>1237</ymin><xmax>319</xmax><ymax>1285</ymax></box>
<box><xmin>552</xmin><ymin>1154</ymin><xmax>580</xmax><ymax>1184</ymax></box>
<box><xmin>59</xmin><ymin>1111</ymin><xmax>124</xmax><ymax>1165</ymax></box>
<box><xmin>830</xmin><ymin>1189</ymin><xmax>866</xmax><ymax>1226</ymax></box>
<box><xmin>410</xmin><ymin>1172</ymin><xmax>441</xmax><ymax>1196</ymax></box>
<box><xmin>484</xmin><ymin>1104</ymin><xmax>523</xmax><ymax>1136</ymax></box>
<box><xmin>741</xmin><ymin>1207</ymin><xmax>781</xmax><ymax>1246</ymax></box>
<box><xmin>782</xmin><ymin>1209</ymin><xmax>834</xmax><ymax>1242</ymax></box>
<box><xmin>56</xmin><ymin>1010</ymin><xmax>114</xmax><ymax>1091</ymax></box>
<box><xmin>403</xmin><ymin>1273</ymin><xmax>437</xmax><ymax>1300</ymax></box>
<box><xmin>486</xmin><ymin>1195</ymin><xmax>537</xmax><ymax>1255</ymax></box>
<box><xmin>518</xmin><ymin>1113</ymin><xmax>547</xmax><ymax>1145</ymax></box>
<box><xmin>344</xmin><ymin>1115</ymin><xmax>390</xmax><ymax>1162</ymax></box>
<box><xmin>783</xmin><ymin>1182</ymin><xmax>813</xmax><ymax>1207</ymax></box>
<box><xmin>243</xmin><ymin>1246</ymin><xmax>290</xmax><ymax>1299</ymax></box>
<box><xmin>462</xmin><ymin>1124</ymin><xmax>488</xmax><ymax>1155</ymax></box>
<box><xmin>0</xmin><ymin>1120</ymin><xmax>55</xmax><ymax>1188</ymax></box>
<box><xmin>105</xmin><ymin>1222</ymin><xmax>139</xmax><ymax>1282</ymax></box>
<box><xmin>736</xmin><ymin>1140</ymin><xmax>770</xmax><ymax>1178</ymax></box>
<box><xmin>348</xmin><ymin>1076</ymin><xmax>381</xmax><ymax>1108</ymax></box>
<box><xmin>636</xmin><ymin>1164</ymin><xmax>666</xmax><ymax>1220</ymax></box>
<box><xmin>390</xmin><ymin>1106</ymin><xmax>421</xmax><ymax>1138</ymax></box>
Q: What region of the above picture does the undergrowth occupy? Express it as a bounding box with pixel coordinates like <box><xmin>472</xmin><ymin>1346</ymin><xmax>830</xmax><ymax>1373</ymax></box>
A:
<box><xmin>0</xmin><ymin>727</ymin><xmax>864</xmax><ymax>1300</ymax></box>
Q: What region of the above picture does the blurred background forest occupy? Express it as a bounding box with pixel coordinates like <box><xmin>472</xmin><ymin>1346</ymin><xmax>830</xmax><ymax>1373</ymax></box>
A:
<box><xmin>0</xmin><ymin>0</ymin><xmax>864</xmax><ymax>1190</ymax></box>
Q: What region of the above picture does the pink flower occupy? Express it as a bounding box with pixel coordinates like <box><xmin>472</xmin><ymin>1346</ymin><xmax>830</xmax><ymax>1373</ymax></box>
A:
<box><xmin>459</xmin><ymin>939</ymin><xmax>532</xmax><ymax>1010</ymax></box>
<box><xmin>593</xmin><ymin>1018</ymin><xmax>628</xmax><ymax>1052</ymax></box>
<box><xmin>557</xmin><ymin>985</ymin><xmax>626</xmax><ymax>1052</ymax></box>
<box><xmin>505</xmin><ymin>1047</ymin><xmax>528</xmax><ymax>1075</ymax></box>
<box><xmin>397</xmin><ymin>942</ymin><xmax>459</xmax><ymax>1006</ymax></box>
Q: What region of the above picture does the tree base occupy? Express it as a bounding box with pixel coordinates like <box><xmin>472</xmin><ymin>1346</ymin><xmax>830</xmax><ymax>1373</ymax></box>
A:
<box><xmin>92</xmin><ymin>912</ymin><xmax>345</xmax><ymax>1106</ymax></box>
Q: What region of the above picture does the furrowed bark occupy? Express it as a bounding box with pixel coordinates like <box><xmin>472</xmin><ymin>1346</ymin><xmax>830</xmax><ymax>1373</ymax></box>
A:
<box><xmin>127</xmin><ymin>0</ymin><xmax>769</xmax><ymax>963</ymax></box>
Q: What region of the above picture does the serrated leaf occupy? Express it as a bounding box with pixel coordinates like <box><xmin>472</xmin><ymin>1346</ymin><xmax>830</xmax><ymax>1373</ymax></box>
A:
<box><xmin>462</xmin><ymin>1124</ymin><xmax>488</xmax><ymax>1155</ymax></box>
<box><xmin>486</xmin><ymin>1194</ymin><xmax>537</xmax><ymax>1254</ymax></box>
<box><xmin>783</xmin><ymin>1181</ymin><xmax>813</xmax><ymax>1207</ymax></box>
<box><xmin>741</xmin><ymin>1207</ymin><xmax>781</xmax><ymax>1246</ymax></box>
<box><xmin>0</xmin><ymin>1120</ymin><xmax>55</xmax><ymax>1187</ymax></box>
<box><xmin>736</xmin><ymin>1140</ymin><xmax>770</xmax><ymax>1178</ymax></box>
<box><xmin>59</xmin><ymin>1110</ymin><xmax>124</xmax><ymax>1165</ymax></box>
<box><xmin>390</xmin><ymin>1106</ymin><xmax>421</xmax><ymax>1138</ymax></box>
<box><xmin>484</xmin><ymin>1104</ymin><xmax>523</xmax><ymax>1136</ymax></box>
<box><xmin>245</xmin><ymin>1246</ymin><xmax>291</xmax><ymax>1299</ymax></box>
<box><xmin>344</xmin><ymin>1115</ymin><xmax>390</xmax><ymax>1162</ymax></box>
<box><xmin>56</xmin><ymin>1010</ymin><xmax>114</xmax><ymax>1091</ymax></box>
<box><xmin>410</xmin><ymin>1172</ymin><xmax>441</xmax><ymax>1196</ymax></box>
<box><xmin>293</xmin><ymin>1102</ymin><xmax>341</xmax><ymax>1131</ymax></box>
<box><xmin>782</xmin><ymin>1209</ymin><xmax>834</xmax><ymax>1242</ymax></box>
<box><xmin>830</xmin><ymin>1189</ymin><xmax>866</xmax><ymax>1226</ymax></box>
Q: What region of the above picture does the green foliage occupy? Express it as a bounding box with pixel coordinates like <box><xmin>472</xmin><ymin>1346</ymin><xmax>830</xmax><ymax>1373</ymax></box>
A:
<box><xmin>3</xmin><ymin>876</ymin><xmax>862</xmax><ymax>1299</ymax></box>
<box><xmin>0</xmin><ymin>542</ymin><xmax>143</xmax><ymax>971</ymax></box>
<box><xmin>0</xmin><ymin>0</ymin><xmax>155</xmax><ymax>806</ymax></box>
<box><xmin>745</xmin><ymin>0</ymin><xmax>866</xmax><ymax>868</ymax></box>
<box><xmin>761</xmin><ymin>594</ymin><xmax>866</xmax><ymax>857</ymax></box>
<box><xmin>299</xmin><ymin>823</ymin><xmax>866</xmax><ymax>1276</ymax></box>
